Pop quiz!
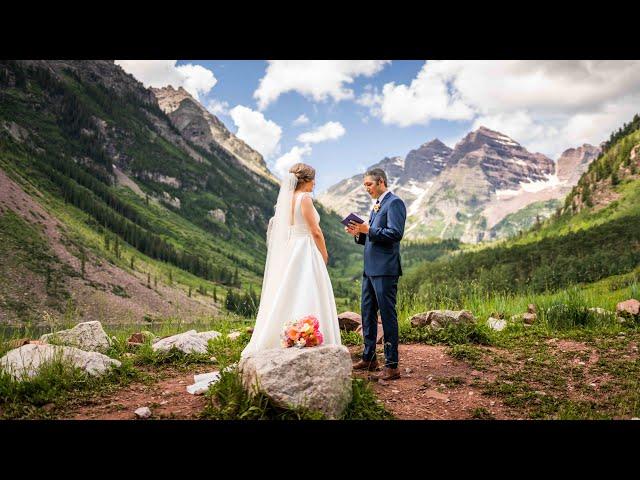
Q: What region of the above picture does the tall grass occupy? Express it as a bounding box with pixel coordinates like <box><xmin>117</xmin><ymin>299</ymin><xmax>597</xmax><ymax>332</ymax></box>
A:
<box><xmin>394</xmin><ymin>268</ymin><xmax>640</xmax><ymax>343</ymax></box>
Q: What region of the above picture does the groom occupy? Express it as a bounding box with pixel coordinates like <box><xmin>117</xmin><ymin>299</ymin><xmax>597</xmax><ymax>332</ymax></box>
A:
<box><xmin>345</xmin><ymin>168</ymin><xmax>406</xmax><ymax>381</ymax></box>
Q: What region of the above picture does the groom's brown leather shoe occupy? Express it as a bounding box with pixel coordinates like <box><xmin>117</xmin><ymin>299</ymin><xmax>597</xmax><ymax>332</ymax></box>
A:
<box><xmin>377</xmin><ymin>366</ymin><xmax>401</xmax><ymax>381</ymax></box>
<box><xmin>352</xmin><ymin>358</ymin><xmax>379</xmax><ymax>371</ymax></box>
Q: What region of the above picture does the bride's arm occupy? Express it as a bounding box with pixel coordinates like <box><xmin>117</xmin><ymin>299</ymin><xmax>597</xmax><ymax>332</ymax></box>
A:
<box><xmin>300</xmin><ymin>194</ymin><xmax>329</xmax><ymax>265</ymax></box>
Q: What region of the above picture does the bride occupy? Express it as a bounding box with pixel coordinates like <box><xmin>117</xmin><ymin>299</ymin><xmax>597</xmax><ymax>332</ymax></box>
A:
<box><xmin>241</xmin><ymin>163</ymin><xmax>342</xmax><ymax>357</ymax></box>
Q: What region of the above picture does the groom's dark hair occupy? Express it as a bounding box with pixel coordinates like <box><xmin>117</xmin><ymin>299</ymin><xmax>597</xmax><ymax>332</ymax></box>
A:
<box><xmin>365</xmin><ymin>168</ymin><xmax>388</xmax><ymax>187</ymax></box>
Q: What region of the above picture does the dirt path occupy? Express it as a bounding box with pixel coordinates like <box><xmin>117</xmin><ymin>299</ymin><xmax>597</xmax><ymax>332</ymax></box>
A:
<box><xmin>61</xmin><ymin>343</ymin><xmax>517</xmax><ymax>420</ymax></box>
<box><xmin>349</xmin><ymin>344</ymin><xmax>518</xmax><ymax>419</ymax></box>
<box><xmin>58</xmin><ymin>337</ymin><xmax>633</xmax><ymax>420</ymax></box>
<box><xmin>65</xmin><ymin>365</ymin><xmax>215</xmax><ymax>420</ymax></box>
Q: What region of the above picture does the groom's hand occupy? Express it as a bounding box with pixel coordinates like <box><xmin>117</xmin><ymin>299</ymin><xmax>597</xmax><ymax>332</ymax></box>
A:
<box><xmin>344</xmin><ymin>225</ymin><xmax>357</xmax><ymax>236</ymax></box>
<box><xmin>349</xmin><ymin>221</ymin><xmax>369</xmax><ymax>235</ymax></box>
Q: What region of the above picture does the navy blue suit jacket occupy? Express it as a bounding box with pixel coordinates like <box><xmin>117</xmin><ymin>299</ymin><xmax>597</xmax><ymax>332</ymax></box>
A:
<box><xmin>355</xmin><ymin>192</ymin><xmax>406</xmax><ymax>276</ymax></box>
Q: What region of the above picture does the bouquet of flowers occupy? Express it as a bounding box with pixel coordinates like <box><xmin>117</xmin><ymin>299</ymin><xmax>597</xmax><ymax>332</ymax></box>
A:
<box><xmin>281</xmin><ymin>314</ymin><xmax>324</xmax><ymax>348</ymax></box>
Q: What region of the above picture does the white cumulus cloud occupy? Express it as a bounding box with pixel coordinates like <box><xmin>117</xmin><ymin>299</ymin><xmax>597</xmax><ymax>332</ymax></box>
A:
<box><xmin>273</xmin><ymin>145</ymin><xmax>313</xmax><ymax>178</ymax></box>
<box><xmin>207</xmin><ymin>98</ymin><xmax>230</xmax><ymax>117</ymax></box>
<box><xmin>229</xmin><ymin>105</ymin><xmax>282</xmax><ymax>159</ymax></box>
<box><xmin>115</xmin><ymin>60</ymin><xmax>217</xmax><ymax>100</ymax></box>
<box><xmin>362</xmin><ymin>60</ymin><xmax>640</xmax><ymax>158</ymax></box>
<box><xmin>297</xmin><ymin>121</ymin><xmax>346</xmax><ymax>144</ymax></box>
<box><xmin>292</xmin><ymin>114</ymin><xmax>310</xmax><ymax>126</ymax></box>
<box><xmin>254</xmin><ymin>60</ymin><xmax>390</xmax><ymax>110</ymax></box>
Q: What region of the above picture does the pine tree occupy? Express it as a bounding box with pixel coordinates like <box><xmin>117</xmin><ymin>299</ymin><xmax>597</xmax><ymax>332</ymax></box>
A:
<box><xmin>611</xmin><ymin>169</ymin><xmax>620</xmax><ymax>186</ymax></box>
<box><xmin>80</xmin><ymin>247</ymin><xmax>86</xmax><ymax>278</ymax></box>
<box><xmin>147</xmin><ymin>272</ymin><xmax>151</xmax><ymax>288</ymax></box>
<box><xmin>213</xmin><ymin>286</ymin><xmax>218</xmax><ymax>303</ymax></box>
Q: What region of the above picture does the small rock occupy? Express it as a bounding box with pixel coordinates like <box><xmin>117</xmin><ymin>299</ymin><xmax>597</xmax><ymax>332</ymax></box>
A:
<box><xmin>337</xmin><ymin>311</ymin><xmax>362</xmax><ymax>332</ymax></box>
<box><xmin>490</xmin><ymin>401</ymin><xmax>495</xmax><ymax>406</ymax></box>
<box><xmin>391</xmin><ymin>389</ymin><xmax>400</xmax><ymax>394</ymax></box>
<box><xmin>40</xmin><ymin>321</ymin><xmax>111</xmax><ymax>352</ymax></box>
<box><xmin>589</xmin><ymin>383</ymin><xmax>597</xmax><ymax>387</ymax></box>
<box><xmin>522</xmin><ymin>313</ymin><xmax>537</xmax><ymax>325</ymax></box>
<box><xmin>159</xmin><ymin>400</ymin><xmax>168</xmax><ymax>406</ymax></box>
<box><xmin>227</xmin><ymin>331</ymin><xmax>242</xmax><ymax>341</ymax></box>
<box><xmin>1</xmin><ymin>344</ymin><xmax>121</xmax><ymax>380</ymax></box>
<box><xmin>487</xmin><ymin>317</ymin><xmax>507</xmax><ymax>331</ymax></box>
<box><xmin>424</xmin><ymin>390</ymin><xmax>450</xmax><ymax>402</ymax></box>
<box><xmin>127</xmin><ymin>332</ymin><xmax>146</xmax><ymax>344</ymax></box>
<box><xmin>410</xmin><ymin>309</ymin><xmax>475</xmax><ymax>329</ymax></box>
<box><xmin>134</xmin><ymin>407</ymin><xmax>152</xmax><ymax>419</ymax></box>
<box><xmin>405</xmin><ymin>368</ymin><xmax>413</xmax><ymax>374</ymax></box>
<box><xmin>534</xmin><ymin>390</ymin><xmax>546</xmax><ymax>396</ymax></box>
<box><xmin>616</xmin><ymin>299</ymin><xmax>640</xmax><ymax>318</ymax></box>
<box><xmin>209</xmin><ymin>356</ymin><xmax>218</xmax><ymax>363</ymax></box>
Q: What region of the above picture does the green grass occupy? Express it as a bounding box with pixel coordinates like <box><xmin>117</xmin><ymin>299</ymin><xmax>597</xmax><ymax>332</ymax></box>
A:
<box><xmin>0</xmin><ymin>354</ymin><xmax>139</xmax><ymax>419</ymax></box>
<box><xmin>471</xmin><ymin>329</ymin><xmax>640</xmax><ymax>419</ymax></box>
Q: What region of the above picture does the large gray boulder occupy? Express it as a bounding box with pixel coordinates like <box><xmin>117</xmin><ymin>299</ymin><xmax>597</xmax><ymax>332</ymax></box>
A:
<box><xmin>410</xmin><ymin>310</ymin><xmax>475</xmax><ymax>329</ymax></box>
<box><xmin>239</xmin><ymin>345</ymin><xmax>353</xmax><ymax>419</ymax></box>
<box><xmin>40</xmin><ymin>321</ymin><xmax>111</xmax><ymax>352</ymax></box>
<box><xmin>0</xmin><ymin>344</ymin><xmax>121</xmax><ymax>381</ymax></box>
<box><xmin>152</xmin><ymin>330</ymin><xmax>221</xmax><ymax>354</ymax></box>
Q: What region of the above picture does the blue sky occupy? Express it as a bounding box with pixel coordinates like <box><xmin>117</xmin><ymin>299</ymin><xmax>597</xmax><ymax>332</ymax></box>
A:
<box><xmin>116</xmin><ymin>60</ymin><xmax>640</xmax><ymax>194</ymax></box>
<box><xmin>179</xmin><ymin>60</ymin><xmax>471</xmax><ymax>193</ymax></box>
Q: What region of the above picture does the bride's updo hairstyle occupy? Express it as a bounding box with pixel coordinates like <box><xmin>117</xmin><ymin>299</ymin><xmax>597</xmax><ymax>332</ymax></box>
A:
<box><xmin>289</xmin><ymin>163</ymin><xmax>315</xmax><ymax>190</ymax></box>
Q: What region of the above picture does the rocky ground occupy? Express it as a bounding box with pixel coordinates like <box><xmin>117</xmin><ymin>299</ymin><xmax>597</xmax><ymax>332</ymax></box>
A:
<box><xmin>49</xmin><ymin>333</ymin><xmax>639</xmax><ymax>420</ymax></box>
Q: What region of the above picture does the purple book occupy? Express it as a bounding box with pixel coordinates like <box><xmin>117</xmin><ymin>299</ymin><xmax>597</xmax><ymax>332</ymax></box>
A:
<box><xmin>340</xmin><ymin>212</ymin><xmax>365</xmax><ymax>226</ymax></box>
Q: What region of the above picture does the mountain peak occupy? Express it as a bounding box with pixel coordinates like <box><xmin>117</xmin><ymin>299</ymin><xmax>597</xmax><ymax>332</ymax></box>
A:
<box><xmin>151</xmin><ymin>84</ymin><xmax>274</xmax><ymax>181</ymax></box>
<box><xmin>420</xmin><ymin>138</ymin><xmax>448</xmax><ymax>149</ymax></box>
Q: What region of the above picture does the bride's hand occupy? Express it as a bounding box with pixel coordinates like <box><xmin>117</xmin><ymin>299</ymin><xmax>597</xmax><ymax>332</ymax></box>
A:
<box><xmin>323</xmin><ymin>253</ymin><xmax>329</xmax><ymax>265</ymax></box>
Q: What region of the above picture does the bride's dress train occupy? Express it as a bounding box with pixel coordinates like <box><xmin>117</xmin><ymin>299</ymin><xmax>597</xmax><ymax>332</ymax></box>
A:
<box><xmin>241</xmin><ymin>190</ymin><xmax>342</xmax><ymax>357</ymax></box>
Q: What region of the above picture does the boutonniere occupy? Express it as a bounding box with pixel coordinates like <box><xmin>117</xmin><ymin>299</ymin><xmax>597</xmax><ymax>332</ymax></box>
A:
<box><xmin>373</xmin><ymin>203</ymin><xmax>380</xmax><ymax>212</ymax></box>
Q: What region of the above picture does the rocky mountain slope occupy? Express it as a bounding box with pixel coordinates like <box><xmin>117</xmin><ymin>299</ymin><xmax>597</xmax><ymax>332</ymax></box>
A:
<box><xmin>0</xmin><ymin>60</ymin><xmax>357</xmax><ymax>325</ymax></box>
<box><xmin>319</xmin><ymin>126</ymin><xmax>600</xmax><ymax>243</ymax></box>
<box><xmin>151</xmin><ymin>86</ymin><xmax>276</xmax><ymax>183</ymax></box>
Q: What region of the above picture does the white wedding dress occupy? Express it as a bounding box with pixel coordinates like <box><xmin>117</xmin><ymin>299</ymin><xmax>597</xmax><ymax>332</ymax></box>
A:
<box><xmin>241</xmin><ymin>181</ymin><xmax>342</xmax><ymax>357</ymax></box>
